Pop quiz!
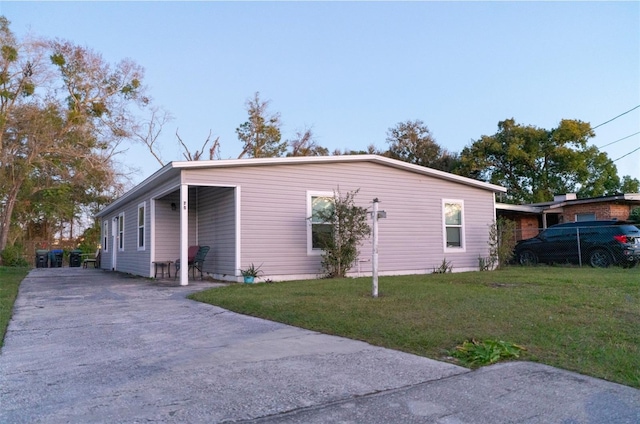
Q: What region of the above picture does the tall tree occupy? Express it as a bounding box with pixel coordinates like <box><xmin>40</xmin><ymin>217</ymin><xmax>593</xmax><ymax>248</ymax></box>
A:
<box><xmin>333</xmin><ymin>144</ymin><xmax>382</xmax><ymax>156</ymax></box>
<box><xmin>236</xmin><ymin>92</ymin><xmax>286</xmax><ymax>158</ymax></box>
<box><xmin>286</xmin><ymin>127</ymin><xmax>328</xmax><ymax>157</ymax></box>
<box><xmin>0</xmin><ymin>17</ymin><xmax>149</xmax><ymax>258</ymax></box>
<box><xmin>458</xmin><ymin>118</ymin><xmax>622</xmax><ymax>203</ymax></box>
<box><xmin>385</xmin><ymin>119</ymin><xmax>460</xmax><ymax>172</ymax></box>
<box><xmin>620</xmin><ymin>175</ymin><xmax>640</xmax><ymax>194</ymax></box>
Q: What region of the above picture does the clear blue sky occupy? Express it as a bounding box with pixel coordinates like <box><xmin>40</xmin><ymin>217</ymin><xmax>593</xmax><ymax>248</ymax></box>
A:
<box><xmin>3</xmin><ymin>1</ymin><xmax>639</xmax><ymax>187</ymax></box>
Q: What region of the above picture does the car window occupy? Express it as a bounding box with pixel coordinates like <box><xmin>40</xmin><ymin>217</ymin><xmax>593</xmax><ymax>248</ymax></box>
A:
<box><xmin>619</xmin><ymin>225</ymin><xmax>640</xmax><ymax>235</ymax></box>
<box><xmin>544</xmin><ymin>228</ymin><xmax>577</xmax><ymax>239</ymax></box>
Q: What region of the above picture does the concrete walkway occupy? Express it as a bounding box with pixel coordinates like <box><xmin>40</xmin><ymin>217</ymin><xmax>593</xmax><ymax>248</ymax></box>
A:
<box><xmin>0</xmin><ymin>268</ymin><xmax>638</xmax><ymax>423</ymax></box>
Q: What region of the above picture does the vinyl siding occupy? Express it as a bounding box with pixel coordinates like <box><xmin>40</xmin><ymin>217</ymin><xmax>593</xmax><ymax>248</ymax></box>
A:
<box><xmin>197</xmin><ymin>186</ymin><xmax>237</xmax><ymax>276</ymax></box>
<box><xmin>99</xmin><ymin>159</ymin><xmax>498</xmax><ymax>280</ymax></box>
<box><xmin>108</xmin><ymin>200</ymin><xmax>151</xmax><ymax>276</ymax></box>
<box><xmin>154</xmin><ymin>193</ymin><xmax>180</xmax><ymax>264</ymax></box>
<box><xmin>100</xmin><ymin>219</ymin><xmax>113</xmax><ymax>270</ymax></box>
<box><xmin>100</xmin><ymin>174</ymin><xmax>181</xmax><ymax>277</ymax></box>
<box><xmin>183</xmin><ymin>161</ymin><xmax>496</xmax><ymax>277</ymax></box>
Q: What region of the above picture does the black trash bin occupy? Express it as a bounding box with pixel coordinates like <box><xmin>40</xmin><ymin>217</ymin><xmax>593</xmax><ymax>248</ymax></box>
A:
<box><xmin>35</xmin><ymin>249</ymin><xmax>49</xmax><ymax>268</ymax></box>
<box><xmin>69</xmin><ymin>249</ymin><xmax>82</xmax><ymax>267</ymax></box>
<box><xmin>49</xmin><ymin>249</ymin><xmax>64</xmax><ymax>268</ymax></box>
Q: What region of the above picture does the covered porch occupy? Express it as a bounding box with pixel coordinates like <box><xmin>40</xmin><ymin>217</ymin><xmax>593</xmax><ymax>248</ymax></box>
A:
<box><xmin>152</xmin><ymin>184</ymin><xmax>239</xmax><ymax>285</ymax></box>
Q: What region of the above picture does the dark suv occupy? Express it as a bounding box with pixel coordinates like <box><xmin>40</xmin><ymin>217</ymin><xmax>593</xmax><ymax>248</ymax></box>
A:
<box><xmin>514</xmin><ymin>220</ymin><xmax>640</xmax><ymax>268</ymax></box>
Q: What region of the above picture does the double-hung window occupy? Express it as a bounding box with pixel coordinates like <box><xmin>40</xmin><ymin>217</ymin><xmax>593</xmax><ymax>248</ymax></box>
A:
<box><xmin>102</xmin><ymin>221</ymin><xmax>109</xmax><ymax>252</ymax></box>
<box><xmin>118</xmin><ymin>212</ymin><xmax>125</xmax><ymax>251</ymax></box>
<box><xmin>137</xmin><ymin>202</ymin><xmax>145</xmax><ymax>250</ymax></box>
<box><xmin>443</xmin><ymin>199</ymin><xmax>465</xmax><ymax>251</ymax></box>
<box><xmin>308</xmin><ymin>191</ymin><xmax>334</xmax><ymax>254</ymax></box>
<box><xmin>575</xmin><ymin>213</ymin><xmax>596</xmax><ymax>222</ymax></box>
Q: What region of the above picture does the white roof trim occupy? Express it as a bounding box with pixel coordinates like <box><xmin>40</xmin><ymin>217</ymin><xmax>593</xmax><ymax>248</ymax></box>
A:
<box><xmin>97</xmin><ymin>155</ymin><xmax>506</xmax><ymax>217</ymax></box>
<box><xmin>496</xmin><ymin>203</ymin><xmax>544</xmax><ymax>213</ymax></box>
<box><xmin>170</xmin><ymin>155</ymin><xmax>506</xmax><ymax>192</ymax></box>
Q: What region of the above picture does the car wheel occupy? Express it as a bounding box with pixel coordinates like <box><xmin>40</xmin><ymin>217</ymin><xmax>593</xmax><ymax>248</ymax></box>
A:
<box><xmin>518</xmin><ymin>250</ymin><xmax>538</xmax><ymax>266</ymax></box>
<box><xmin>589</xmin><ymin>249</ymin><xmax>612</xmax><ymax>268</ymax></box>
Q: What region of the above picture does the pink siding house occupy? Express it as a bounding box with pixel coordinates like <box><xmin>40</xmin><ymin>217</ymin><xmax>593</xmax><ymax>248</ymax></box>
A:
<box><xmin>95</xmin><ymin>155</ymin><xmax>506</xmax><ymax>285</ymax></box>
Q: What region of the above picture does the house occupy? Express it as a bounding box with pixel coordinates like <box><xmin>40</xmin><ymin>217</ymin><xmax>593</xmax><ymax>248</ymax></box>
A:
<box><xmin>95</xmin><ymin>155</ymin><xmax>506</xmax><ymax>285</ymax></box>
<box><xmin>497</xmin><ymin>193</ymin><xmax>640</xmax><ymax>241</ymax></box>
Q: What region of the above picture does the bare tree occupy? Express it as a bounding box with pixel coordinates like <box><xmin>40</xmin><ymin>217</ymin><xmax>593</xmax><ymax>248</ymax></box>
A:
<box><xmin>176</xmin><ymin>129</ymin><xmax>220</xmax><ymax>161</ymax></box>
<box><xmin>286</xmin><ymin>127</ymin><xmax>329</xmax><ymax>157</ymax></box>
<box><xmin>132</xmin><ymin>106</ymin><xmax>173</xmax><ymax>166</ymax></box>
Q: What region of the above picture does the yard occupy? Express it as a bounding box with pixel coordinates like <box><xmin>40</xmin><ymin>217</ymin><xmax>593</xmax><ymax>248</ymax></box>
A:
<box><xmin>0</xmin><ymin>267</ymin><xmax>29</xmax><ymax>349</ymax></box>
<box><xmin>190</xmin><ymin>266</ymin><xmax>640</xmax><ymax>388</ymax></box>
<box><xmin>1</xmin><ymin>266</ymin><xmax>638</xmax><ymax>388</ymax></box>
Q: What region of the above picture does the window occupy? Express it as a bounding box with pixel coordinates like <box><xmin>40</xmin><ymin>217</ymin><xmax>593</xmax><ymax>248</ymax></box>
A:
<box><xmin>443</xmin><ymin>200</ymin><xmax>465</xmax><ymax>251</ymax></box>
<box><xmin>102</xmin><ymin>221</ymin><xmax>109</xmax><ymax>252</ymax></box>
<box><xmin>576</xmin><ymin>213</ymin><xmax>596</xmax><ymax>222</ymax></box>
<box><xmin>308</xmin><ymin>191</ymin><xmax>334</xmax><ymax>254</ymax></box>
<box><xmin>118</xmin><ymin>212</ymin><xmax>125</xmax><ymax>251</ymax></box>
<box><xmin>137</xmin><ymin>203</ymin><xmax>145</xmax><ymax>250</ymax></box>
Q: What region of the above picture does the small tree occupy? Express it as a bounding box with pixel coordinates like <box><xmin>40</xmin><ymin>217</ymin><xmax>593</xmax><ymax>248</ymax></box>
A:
<box><xmin>486</xmin><ymin>217</ymin><xmax>517</xmax><ymax>269</ymax></box>
<box><xmin>314</xmin><ymin>188</ymin><xmax>371</xmax><ymax>278</ymax></box>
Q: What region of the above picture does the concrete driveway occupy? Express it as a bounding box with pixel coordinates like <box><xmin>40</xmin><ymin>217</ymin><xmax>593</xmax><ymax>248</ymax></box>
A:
<box><xmin>0</xmin><ymin>268</ymin><xmax>638</xmax><ymax>423</ymax></box>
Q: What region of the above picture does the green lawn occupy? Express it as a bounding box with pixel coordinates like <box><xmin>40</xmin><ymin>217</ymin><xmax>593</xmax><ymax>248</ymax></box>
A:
<box><xmin>0</xmin><ymin>267</ymin><xmax>29</xmax><ymax>348</ymax></box>
<box><xmin>190</xmin><ymin>266</ymin><xmax>640</xmax><ymax>388</ymax></box>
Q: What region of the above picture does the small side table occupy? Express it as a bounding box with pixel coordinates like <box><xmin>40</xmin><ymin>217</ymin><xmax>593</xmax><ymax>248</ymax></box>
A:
<box><xmin>152</xmin><ymin>261</ymin><xmax>174</xmax><ymax>278</ymax></box>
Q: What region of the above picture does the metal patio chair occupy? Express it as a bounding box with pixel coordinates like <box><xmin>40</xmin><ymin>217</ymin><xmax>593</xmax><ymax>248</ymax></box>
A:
<box><xmin>175</xmin><ymin>245</ymin><xmax>210</xmax><ymax>280</ymax></box>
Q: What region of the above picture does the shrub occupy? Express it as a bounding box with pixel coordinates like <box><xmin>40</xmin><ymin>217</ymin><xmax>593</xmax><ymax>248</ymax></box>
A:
<box><xmin>450</xmin><ymin>339</ymin><xmax>526</xmax><ymax>367</ymax></box>
<box><xmin>432</xmin><ymin>258</ymin><xmax>453</xmax><ymax>273</ymax></box>
<box><xmin>487</xmin><ymin>217</ymin><xmax>517</xmax><ymax>269</ymax></box>
<box><xmin>1</xmin><ymin>244</ymin><xmax>29</xmax><ymax>267</ymax></box>
<box><xmin>314</xmin><ymin>188</ymin><xmax>371</xmax><ymax>278</ymax></box>
<box><xmin>630</xmin><ymin>207</ymin><xmax>640</xmax><ymax>224</ymax></box>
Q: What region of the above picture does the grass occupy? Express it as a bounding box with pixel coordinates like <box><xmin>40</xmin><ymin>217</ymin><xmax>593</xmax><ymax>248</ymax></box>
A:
<box><xmin>1</xmin><ymin>265</ymin><xmax>637</xmax><ymax>387</ymax></box>
<box><xmin>190</xmin><ymin>266</ymin><xmax>640</xmax><ymax>388</ymax></box>
<box><xmin>0</xmin><ymin>267</ymin><xmax>29</xmax><ymax>348</ymax></box>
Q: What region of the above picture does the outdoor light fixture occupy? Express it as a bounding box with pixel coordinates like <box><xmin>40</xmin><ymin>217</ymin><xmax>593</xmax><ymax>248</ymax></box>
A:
<box><xmin>171</xmin><ymin>202</ymin><xmax>177</xmax><ymax>211</ymax></box>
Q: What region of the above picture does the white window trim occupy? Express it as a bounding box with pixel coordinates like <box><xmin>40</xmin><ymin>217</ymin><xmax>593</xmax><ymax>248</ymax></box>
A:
<box><xmin>118</xmin><ymin>212</ymin><xmax>125</xmax><ymax>252</ymax></box>
<box><xmin>442</xmin><ymin>199</ymin><xmax>466</xmax><ymax>252</ymax></box>
<box><xmin>307</xmin><ymin>190</ymin><xmax>335</xmax><ymax>256</ymax></box>
<box><xmin>102</xmin><ymin>221</ymin><xmax>109</xmax><ymax>253</ymax></box>
<box><xmin>137</xmin><ymin>202</ymin><xmax>146</xmax><ymax>251</ymax></box>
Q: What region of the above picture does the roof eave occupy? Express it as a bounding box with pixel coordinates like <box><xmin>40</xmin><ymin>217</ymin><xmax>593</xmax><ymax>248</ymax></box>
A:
<box><xmin>170</xmin><ymin>155</ymin><xmax>506</xmax><ymax>193</ymax></box>
<box><xmin>96</xmin><ymin>162</ymin><xmax>179</xmax><ymax>217</ymax></box>
<box><xmin>96</xmin><ymin>155</ymin><xmax>507</xmax><ymax>217</ymax></box>
<box><xmin>496</xmin><ymin>203</ymin><xmax>544</xmax><ymax>214</ymax></box>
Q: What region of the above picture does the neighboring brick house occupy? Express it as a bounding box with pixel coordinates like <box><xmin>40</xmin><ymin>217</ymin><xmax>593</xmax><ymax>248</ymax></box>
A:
<box><xmin>497</xmin><ymin>193</ymin><xmax>640</xmax><ymax>240</ymax></box>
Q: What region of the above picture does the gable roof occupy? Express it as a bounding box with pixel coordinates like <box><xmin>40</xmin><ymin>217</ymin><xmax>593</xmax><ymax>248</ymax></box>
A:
<box><xmin>97</xmin><ymin>155</ymin><xmax>506</xmax><ymax>217</ymax></box>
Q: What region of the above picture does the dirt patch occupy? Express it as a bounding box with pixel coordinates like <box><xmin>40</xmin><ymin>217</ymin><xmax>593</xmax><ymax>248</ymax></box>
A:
<box><xmin>487</xmin><ymin>282</ymin><xmax>521</xmax><ymax>288</ymax></box>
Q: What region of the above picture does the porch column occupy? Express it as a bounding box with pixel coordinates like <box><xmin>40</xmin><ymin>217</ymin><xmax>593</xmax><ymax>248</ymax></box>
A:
<box><xmin>179</xmin><ymin>183</ymin><xmax>189</xmax><ymax>286</ymax></box>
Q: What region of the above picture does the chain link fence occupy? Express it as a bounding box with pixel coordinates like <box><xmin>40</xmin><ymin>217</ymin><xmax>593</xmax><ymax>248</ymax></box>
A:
<box><xmin>512</xmin><ymin>223</ymin><xmax>640</xmax><ymax>268</ymax></box>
